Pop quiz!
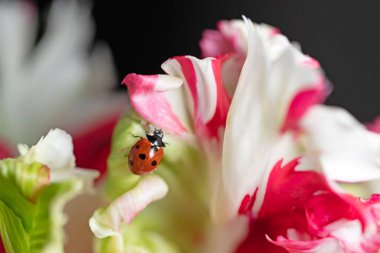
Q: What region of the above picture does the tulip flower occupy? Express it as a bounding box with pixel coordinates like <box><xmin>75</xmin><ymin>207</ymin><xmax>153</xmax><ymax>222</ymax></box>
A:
<box><xmin>90</xmin><ymin>17</ymin><xmax>380</xmax><ymax>252</ymax></box>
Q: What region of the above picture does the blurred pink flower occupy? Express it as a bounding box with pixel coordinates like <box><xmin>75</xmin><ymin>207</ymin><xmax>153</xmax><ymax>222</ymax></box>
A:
<box><xmin>0</xmin><ymin>139</ymin><xmax>12</xmax><ymax>159</ymax></box>
<box><xmin>73</xmin><ymin>116</ymin><xmax>120</xmax><ymax>179</ymax></box>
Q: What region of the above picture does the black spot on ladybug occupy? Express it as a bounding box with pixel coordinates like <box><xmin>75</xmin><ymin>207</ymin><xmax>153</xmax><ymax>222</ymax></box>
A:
<box><xmin>129</xmin><ymin>160</ymin><xmax>134</xmax><ymax>166</ymax></box>
<box><xmin>135</xmin><ymin>145</ymin><xmax>140</xmax><ymax>149</ymax></box>
<box><xmin>139</xmin><ymin>154</ymin><xmax>146</xmax><ymax>160</ymax></box>
<box><xmin>151</xmin><ymin>160</ymin><xmax>157</xmax><ymax>166</ymax></box>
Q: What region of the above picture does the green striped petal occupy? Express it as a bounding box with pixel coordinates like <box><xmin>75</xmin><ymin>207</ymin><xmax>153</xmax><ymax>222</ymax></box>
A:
<box><xmin>92</xmin><ymin>110</ymin><xmax>210</xmax><ymax>253</ymax></box>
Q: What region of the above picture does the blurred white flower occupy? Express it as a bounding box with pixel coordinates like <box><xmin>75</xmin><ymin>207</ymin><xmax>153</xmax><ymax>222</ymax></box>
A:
<box><xmin>0</xmin><ymin>0</ymin><xmax>126</xmax><ymax>147</ymax></box>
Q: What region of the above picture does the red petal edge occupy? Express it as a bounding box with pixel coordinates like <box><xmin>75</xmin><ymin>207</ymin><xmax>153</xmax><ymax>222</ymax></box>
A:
<box><xmin>236</xmin><ymin>158</ymin><xmax>378</xmax><ymax>253</ymax></box>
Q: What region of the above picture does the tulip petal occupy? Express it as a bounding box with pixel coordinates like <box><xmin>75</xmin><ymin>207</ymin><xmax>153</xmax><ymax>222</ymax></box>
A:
<box><xmin>18</xmin><ymin>129</ymin><xmax>99</xmax><ymax>193</ymax></box>
<box><xmin>215</xmin><ymin>18</ymin><xmax>324</xmax><ymax>222</ymax></box>
<box><xmin>200</xmin><ymin>20</ymin><xmax>248</xmax><ymax>58</ymax></box>
<box><xmin>267</xmin><ymin>236</ymin><xmax>341</xmax><ymax>253</ymax></box>
<box><xmin>89</xmin><ymin>175</ymin><xmax>169</xmax><ymax>238</ymax></box>
<box><xmin>20</xmin><ymin>129</ymin><xmax>75</xmax><ymax>173</ymax></box>
<box><xmin>300</xmin><ymin>105</ymin><xmax>380</xmax><ymax>182</ymax></box>
<box><xmin>236</xmin><ymin>159</ymin><xmax>380</xmax><ymax>252</ymax></box>
<box><xmin>123</xmin><ymin>74</ymin><xmax>189</xmax><ymax>135</ymax></box>
<box><xmin>163</xmin><ymin>55</ymin><xmax>230</xmax><ymax>141</ymax></box>
<box><xmin>366</xmin><ymin>116</ymin><xmax>380</xmax><ymax>133</ymax></box>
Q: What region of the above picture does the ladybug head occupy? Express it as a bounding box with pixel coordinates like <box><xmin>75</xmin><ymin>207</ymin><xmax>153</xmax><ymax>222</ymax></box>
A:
<box><xmin>153</xmin><ymin>129</ymin><xmax>164</xmax><ymax>139</ymax></box>
<box><xmin>146</xmin><ymin>129</ymin><xmax>165</xmax><ymax>148</ymax></box>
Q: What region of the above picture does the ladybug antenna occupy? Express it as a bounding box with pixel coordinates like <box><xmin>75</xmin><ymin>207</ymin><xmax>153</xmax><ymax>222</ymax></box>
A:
<box><xmin>129</xmin><ymin>132</ymin><xmax>143</xmax><ymax>139</ymax></box>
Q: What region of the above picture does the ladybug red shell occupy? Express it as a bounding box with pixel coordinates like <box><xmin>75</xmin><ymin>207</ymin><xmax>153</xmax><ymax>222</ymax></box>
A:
<box><xmin>128</xmin><ymin>129</ymin><xmax>165</xmax><ymax>175</ymax></box>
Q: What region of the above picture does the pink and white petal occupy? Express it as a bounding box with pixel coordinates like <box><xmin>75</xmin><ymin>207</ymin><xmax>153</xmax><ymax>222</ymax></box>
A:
<box><xmin>281</xmin><ymin>74</ymin><xmax>328</xmax><ymax>132</ymax></box>
<box><xmin>162</xmin><ymin>55</ymin><xmax>230</xmax><ymax>141</ymax></box>
<box><xmin>267</xmin><ymin>236</ymin><xmax>342</xmax><ymax>253</ymax></box>
<box><xmin>89</xmin><ymin>175</ymin><xmax>168</xmax><ymax>238</ymax></box>
<box><xmin>366</xmin><ymin>116</ymin><xmax>380</xmax><ymax>133</ymax></box>
<box><xmin>122</xmin><ymin>74</ymin><xmax>189</xmax><ymax>136</ymax></box>
<box><xmin>300</xmin><ymin>105</ymin><xmax>380</xmax><ymax>182</ymax></box>
<box><xmin>214</xmin><ymin>19</ymin><xmax>267</xmax><ymax>218</ymax></box>
<box><xmin>200</xmin><ymin>20</ymin><xmax>281</xmax><ymax>97</ymax></box>
<box><xmin>200</xmin><ymin>29</ymin><xmax>235</xmax><ymax>58</ymax></box>
<box><xmin>217</xmin><ymin>20</ymin><xmax>249</xmax><ymax>56</ymax></box>
<box><xmin>200</xmin><ymin>19</ymin><xmax>248</xmax><ymax>58</ymax></box>
<box><xmin>267</xmin><ymin>47</ymin><xmax>327</xmax><ymax>133</ymax></box>
<box><xmin>214</xmin><ymin>18</ymin><xmax>316</xmax><ymax>223</ymax></box>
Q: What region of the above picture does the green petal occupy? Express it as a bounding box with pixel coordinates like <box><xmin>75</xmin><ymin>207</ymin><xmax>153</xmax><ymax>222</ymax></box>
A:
<box><xmin>0</xmin><ymin>175</ymin><xmax>35</xmax><ymax>231</ymax></box>
<box><xmin>94</xmin><ymin>111</ymin><xmax>210</xmax><ymax>253</ymax></box>
<box><xmin>0</xmin><ymin>159</ymin><xmax>83</xmax><ymax>253</ymax></box>
<box><xmin>29</xmin><ymin>179</ymin><xmax>82</xmax><ymax>253</ymax></box>
<box><xmin>0</xmin><ymin>159</ymin><xmax>50</xmax><ymax>201</ymax></box>
<box><xmin>0</xmin><ymin>200</ymin><xmax>30</xmax><ymax>253</ymax></box>
<box><xmin>103</xmin><ymin>112</ymin><xmax>144</xmax><ymax>199</ymax></box>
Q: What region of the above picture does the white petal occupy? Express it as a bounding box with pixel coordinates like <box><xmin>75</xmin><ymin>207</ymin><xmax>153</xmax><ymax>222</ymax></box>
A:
<box><xmin>214</xmin><ymin>18</ymin><xmax>312</xmax><ymax>223</ymax></box>
<box><xmin>202</xmin><ymin>216</ymin><xmax>249</xmax><ymax>253</ymax></box>
<box><xmin>162</xmin><ymin>56</ymin><xmax>219</xmax><ymax>124</ymax></box>
<box><xmin>52</xmin><ymin>168</ymin><xmax>99</xmax><ymax>192</ymax></box>
<box><xmin>89</xmin><ymin>175</ymin><xmax>168</xmax><ymax>238</ymax></box>
<box><xmin>301</xmin><ymin>105</ymin><xmax>380</xmax><ymax>182</ymax></box>
<box><xmin>33</xmin><ymin>129</ymin><xmax>75</xmax><ymax>171</ymax></box>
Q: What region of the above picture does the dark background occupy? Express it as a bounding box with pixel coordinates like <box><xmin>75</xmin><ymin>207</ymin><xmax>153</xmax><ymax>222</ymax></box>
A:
<box><xmin>36</xmin><ymin>0</ymin><xmax>380</xmax><ymax>122</ymax></box>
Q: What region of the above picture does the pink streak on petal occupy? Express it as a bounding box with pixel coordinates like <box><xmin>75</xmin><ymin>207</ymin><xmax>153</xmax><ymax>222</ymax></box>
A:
<box><xmin>281</xmin><ymin>74</ymin><xmax>328</xmax><ymax>133</ymax></box>
<box><xmin>366</xmin><ymin>116</ymin><xmax>380</xmax><ymax>133</ymax></box>
<box><xmin>302</xmin><ymin>57</ymin><xmax>321</xmax><ymax>69</ymax></box>
<box><xmin>174</xmin><ymin>56</ymin><xmax>230</xmax><ymax>141</ymax></box>
<box><xmin>238</xmin><ymin>188</ymin><xmax>258</xmax><ymax>216</ymax></box>
<box><xmin>73</xmin><ymin>116</ymin><xmax>119</xmax><ymax>182</ymax></box>
<box><xmin>123</xmin><ymin>74</ymin><xmax>187</xmax><ymax>135</ymax></box>
<box><xmin>174</xmin><ymin>57</ymin><xmax>199</xmax><ymax>120</ymax></box>
<box><xmin>269</xmin><ymin>27</ymin><xmax>282</xmax><ymax>36</ymax></box>
<box><xmin>217</xmin><ymin>21</ymin><xmax>244</xmax><ymax>56</ymax></box>
<box><xmin>200</xmin><ymin>20</ymin><xmax>245</xmax><ymax>58</ymax></box>
<box><xmin>200</xmin><ymin>29</ymin><xmax>234</xmax><ymax>58</ymax></box>
<box><xmin>205</xmin><ymin>58</ymin><xmax>231</xmax><ymax>141</ymax></box>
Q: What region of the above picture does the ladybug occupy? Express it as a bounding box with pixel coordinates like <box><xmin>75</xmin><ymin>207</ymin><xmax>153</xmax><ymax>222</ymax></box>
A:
<box><xmin>128</xmin><ymin>129</ymin><xmax>165</xmax><ymax>175</ymax></box>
